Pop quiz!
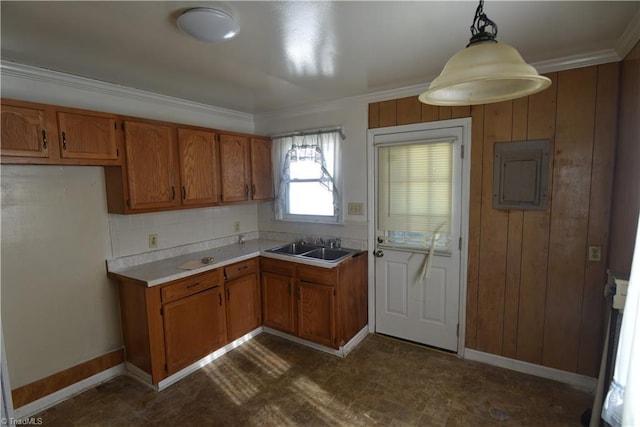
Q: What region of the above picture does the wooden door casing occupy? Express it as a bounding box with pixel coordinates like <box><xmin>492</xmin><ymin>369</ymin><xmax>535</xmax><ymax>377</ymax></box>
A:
<box><xmin>177</xmin><ymin>128</ymin><xmax>221</xmax><ymax>206</ymax></box>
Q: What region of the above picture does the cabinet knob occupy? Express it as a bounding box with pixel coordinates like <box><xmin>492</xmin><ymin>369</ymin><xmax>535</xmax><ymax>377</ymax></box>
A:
<box><xmin>41</xmin><ymin>130</ymin><xmax>47</xmax><ymax>150</ymax></box>
<box><xmin>374</xmin><ymin>250</ymin><xmax>384</xmax><ymax>258</ymax></box>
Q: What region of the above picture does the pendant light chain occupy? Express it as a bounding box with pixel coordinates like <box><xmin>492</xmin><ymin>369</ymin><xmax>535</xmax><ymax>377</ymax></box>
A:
<box><xmin>468</xmin><ymin>0</ymin><xmax>498</xmax><ymax>46</ymax></box>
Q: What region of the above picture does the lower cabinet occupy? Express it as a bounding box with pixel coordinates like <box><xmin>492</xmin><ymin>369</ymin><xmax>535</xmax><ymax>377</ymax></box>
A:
<box><xmin>262</xmin><ymin>271</ymin><xmax>296</xmax><ymax>334</ymax></box>
<box><xmin>163</xmin><ymin>286</ymin><xmax>226</xmax><ymax>375</ymax></box>
<box><xmin>114</xmin><ymin>268</ymin><xmax>226</xmax><ymax>384</ymax></box>
<box><xmin>261</xmin><ymin>253</ymin><xmax>367</xmax><ymax>349</ymax></box>
<box><xmin>224</xmin><ymin>258</ymin><xmax>262</xmax><ymax>341</ymax></box>
<box><xmin>297</xmin><ymin>281</ymin><xmax>336</xmax><ymax>348</ymax></box>
<box><xmin>114</xmin><ymin>252</ymin><xmax>367</xmax><ymax>385</ymax></box>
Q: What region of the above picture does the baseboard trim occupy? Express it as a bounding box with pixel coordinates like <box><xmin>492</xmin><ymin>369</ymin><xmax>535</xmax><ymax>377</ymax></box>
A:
<box><xmin>464</xmin><ymin>348</ymin><xmax>597</xmax><ymax>392</ymax></box>
<box><xmin>11</xmin><ymin>348</ymin><xmax>125</xmax><ymax>409</ymax></box>
<box><xmin>263</xmin><ymin>325</ymin><xmax>369</xmax><ymax>358</ymax></box>
<box><xmin>12</xmin><ymin>364</ymin><xmax>125</xmax><ymax>420</ymax></box>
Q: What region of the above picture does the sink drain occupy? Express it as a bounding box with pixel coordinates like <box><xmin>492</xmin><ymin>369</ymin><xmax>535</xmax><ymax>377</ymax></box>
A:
<box><xmin>489</xmin><ymin>407</ymin><xmax>509</xmax><ymax>421</ymax></box>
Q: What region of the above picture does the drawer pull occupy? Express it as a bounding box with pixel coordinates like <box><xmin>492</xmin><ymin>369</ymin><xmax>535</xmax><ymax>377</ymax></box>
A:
<box><xmin>186</xmin><ymin>282</ymin><xmax>200</xmax><ymax>289</ymax></box>
<box><xmin>41</xmin><ymin>130</ymin><xmax>47</xmax><ymax>150</ymax></box>
<box><xmin>61</xmin><ymin>131</ymin><xmax>67</xmax><ymax>150</ymax></box>
<box><xmin>237</xmin><ymin>266</ymin><xmax>248</xmax><ymax>271</ymax></box>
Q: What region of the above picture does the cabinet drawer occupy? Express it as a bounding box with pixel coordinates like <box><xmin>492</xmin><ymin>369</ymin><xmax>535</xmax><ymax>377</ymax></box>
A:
<box><xmin>224</xmin><ymin>258</ymin><xmax>258</xmax><ymax>281</ymax></box>
<box><xmin>161</xmin><ymin>270</ymin><xmax>220</xmax><ymax>303</ymax></box>
<box><xmin>261</xmin><ymin>257</ymin><xmax>295</xmax><ymax>276</ymax></box>
<box><xmin>297</xmin><ymin>265</ymin><xmax>337</xmax><ymax>286</ymax></box>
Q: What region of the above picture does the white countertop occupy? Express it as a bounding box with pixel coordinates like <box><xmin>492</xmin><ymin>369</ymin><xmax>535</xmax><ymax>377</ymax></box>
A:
<box><xmin>108</xmin><ymin>239</ymin><xmax>361</xmax><ymax>287</ymax></box>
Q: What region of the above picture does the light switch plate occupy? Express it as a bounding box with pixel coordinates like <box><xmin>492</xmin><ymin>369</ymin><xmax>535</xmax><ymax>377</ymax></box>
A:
<box><xmin>348</xmin><ymin>202</ymin><xmax>364</xmax><ymax>216</ymax></box>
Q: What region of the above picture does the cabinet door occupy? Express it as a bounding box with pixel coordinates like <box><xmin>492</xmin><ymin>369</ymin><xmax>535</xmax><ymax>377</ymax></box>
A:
<box><xmin>219</xmin><ymin>133</ymin><xmax>250</xmax><ymax>202</ymax></box>
<box><xmin>250</xmin><ymin>138</ymin><xmax>274</xmax><ymax>201</ymax></box>
<box><xmin>298</xmin><ymin>281</ymin><xmax>336</xmax><ymax>348</ymax></box>
<box><xmin>57</xmin><ymin>112</ymin><xmax>118</xmax><ymax>160</ymax></box>
<box><xmin>225</xmin><ymin>272</ymin><xmax>261</xmax><ymax>341</ymax></box>
<box><xmin>163</xmin><ymin>287</ymin><xmax>227</xmax><ymax>375</ymax></box>
<box><xmin>1</xmin><ymin>105</ymin><xmax>49</xmax><ymax>158</ymax></box>
<box><xmin>262</xmin><ymin>272</ymin><xmax>296</xmax><ymax>334</ymax></box>
<box><xmin>177</xmin><ymin>128</ymin><xmax>220</xmax><ymax>206</ymax></box>
<box><xmin>124</xmin><ymin>121</ymin><xmax>179</xmax><ymax>210</ymax></box>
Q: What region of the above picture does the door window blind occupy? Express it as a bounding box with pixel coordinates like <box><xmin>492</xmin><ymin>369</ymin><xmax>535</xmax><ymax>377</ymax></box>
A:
<box><xmin>378</xmin><ymin>139</ymin><xmax>453</xmax><ymax>240</ymax></box>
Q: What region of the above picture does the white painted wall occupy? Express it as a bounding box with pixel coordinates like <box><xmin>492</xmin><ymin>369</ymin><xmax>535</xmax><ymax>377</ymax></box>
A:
<box><xmin>254</xmin><ymin>102</ymin><xmax>369</xmax><ymax>248</ymax></box>
<box><xmin>1</xmin><ymin>166</ymin><xmax>120</xmax><ymax>388</ymax></box>
<box><xmin>0</xmin><ymin>65</ymin><xmax>258</xmax><ymax>391</ymax></box>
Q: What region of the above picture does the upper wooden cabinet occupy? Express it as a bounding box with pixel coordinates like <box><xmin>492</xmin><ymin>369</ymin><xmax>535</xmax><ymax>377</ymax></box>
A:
<box><xmin>219</xmin><ymin>133</ymin><xmax>275</xmax><ymax>204</ymax></box>
<box><xmin>250</xmin><ymin>138</ymin><xmax>274</xmax><ymax>201</ymax></box>
<box><xmin>1</xmin><ymin>99</ymin><xmax>122</xmax><ymax>166</ymax></box>
<box><xmin>1</xmin><ymin>104</ymin><xmax>50</xmax><ymax>158</ymax></box>
<box><xmin>2</xmin><ymin>98</ymin><xmax>273</xmax><ymax>213</ymax></box>
<box><xmin>177</xmin><ymin>128</ymin><xmax>221</xmax><ymax>206</ymax></box>
<box><xmin>122</xmin><ymin>120</ymin><xmax>180</xmax><ymax>211</ymax></box>
<box><xmin>57</xmin><ymin>111</ymin><xmax>118</xmax><ymax>160</ymax></box>
<box><xmin>219</xmin><ymin>133</ymin><xmax>251</xmax><ymax>203</ymax></box>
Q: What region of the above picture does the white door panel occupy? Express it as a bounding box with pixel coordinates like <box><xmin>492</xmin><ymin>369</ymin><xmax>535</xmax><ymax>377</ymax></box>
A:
<box><xmin>373</xmin><ymin>124</ymin><xmax>463</xmax><ymax>352</ymax></box>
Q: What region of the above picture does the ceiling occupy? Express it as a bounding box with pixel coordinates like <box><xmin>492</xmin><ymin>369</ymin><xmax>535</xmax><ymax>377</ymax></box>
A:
<box><xmin>1</xmin><ymin>1</ymin><xmax>639</xmax><ymax>114</ymax></box>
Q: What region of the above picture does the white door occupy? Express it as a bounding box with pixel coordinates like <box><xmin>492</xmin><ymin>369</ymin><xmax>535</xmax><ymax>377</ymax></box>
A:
<box><xmin>373</xmin><ymin>124</ymin><xmax>463</xmax><ymax>352</ymax></box>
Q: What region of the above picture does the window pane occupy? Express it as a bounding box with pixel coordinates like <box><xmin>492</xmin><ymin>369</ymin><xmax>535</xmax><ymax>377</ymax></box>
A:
<box><xmin>290</xmin><ymin>159</ymin><xmax>322</xmax><ymax>179</ymax></box>
<box><xmin>289</xmin><ymin>182</ymin><xmax>334</xmax><ymax>216</ymax></box>
<box><xmin>378</xmin><ymin>140</ymin><xmax>453</xmax><ymax>249</ymax></box>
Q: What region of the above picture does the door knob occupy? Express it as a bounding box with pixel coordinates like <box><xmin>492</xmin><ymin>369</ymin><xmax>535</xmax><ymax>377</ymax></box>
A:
<box><xmin>374</xmin><ymin>250</ymin><xmax>384</xmax><ymax>258</ymax></box>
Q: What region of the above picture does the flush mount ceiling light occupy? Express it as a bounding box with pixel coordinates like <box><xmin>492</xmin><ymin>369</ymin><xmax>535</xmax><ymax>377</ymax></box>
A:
<box><xmin>419</xmin><ymin>0</ymin><xmax>551</xmax><ymax>106</ymax></box>
<box><xmin>176</xmin><ymin>7</ymin><xmax>239</xmax><ymax>43</ymax></box>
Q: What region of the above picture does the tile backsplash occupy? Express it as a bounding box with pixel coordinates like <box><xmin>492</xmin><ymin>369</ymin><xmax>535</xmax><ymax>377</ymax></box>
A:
<box><xmin>108</xmin><ymin>204</ymin><xmax>259</xmax><ymax>257</ymax></box>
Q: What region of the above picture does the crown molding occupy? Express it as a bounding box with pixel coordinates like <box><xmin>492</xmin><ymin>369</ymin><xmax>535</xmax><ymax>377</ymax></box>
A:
<box><xmin>254</xmin><ymin>49</ymin><xmax>621</xmax><ymax>121</ymax></box>
<box><xmin>0</xmin><ymin>60</ymin><xmax>253</xmax><ymax>123</ymax></box>
<box><xmin>616</xmin><ymin>7</ymin><xmax>640</xmax><ymax>59</ymax></box>
<box><xmin>533</xmin><ymin>49</ymin><xmax>622</xmax><ymax>75</ymax></box>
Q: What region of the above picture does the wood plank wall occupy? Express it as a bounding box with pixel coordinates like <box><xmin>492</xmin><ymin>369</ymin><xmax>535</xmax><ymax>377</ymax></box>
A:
<box><xmin>609</xmin><ymin>41</ymin><xmax>640</xmax><ymax>278</ymax></box>
<box><xmin>368</xmin><ymin>63</ymin><xmax>620</xmax><ymax>376</ymax></box>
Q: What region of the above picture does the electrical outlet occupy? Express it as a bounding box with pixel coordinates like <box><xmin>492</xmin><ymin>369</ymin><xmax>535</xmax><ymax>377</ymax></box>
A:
<box><xmin>588</xmin><ymin>245</ymin><xmax>601</xmax><ymax>262</ymax></box>
<box><xmin>233</xmin><ymin>221</ymin><xmax>240</xmax><ymax>233</ymax></box>
<box><xmin>149</xmin><ymin>234</ymin><xmax>158</xmax><ymax>249</ymax></box>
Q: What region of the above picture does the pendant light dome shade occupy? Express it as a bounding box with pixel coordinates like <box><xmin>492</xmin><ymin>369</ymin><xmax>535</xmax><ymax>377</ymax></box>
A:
<box><xmin>418</xmin><ymin>42</ymin><xmax>551</xmax><ymax>106</ymax></box>
<box><xmin>176</xmin><ymin>8</ymin><xmax>239</xmax><ymax>43</ymax></box>
<box><xmin>419</xmin><ymin>0</ymin><xmax>551</xmax><ymax>106</ymax></box>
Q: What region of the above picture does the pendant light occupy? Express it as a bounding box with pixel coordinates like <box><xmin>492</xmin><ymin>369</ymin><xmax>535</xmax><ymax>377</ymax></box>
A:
<box><xmin>419</xmin><ymin>0</ymin><xmax>551</xmax><ymax>106</ymax></box>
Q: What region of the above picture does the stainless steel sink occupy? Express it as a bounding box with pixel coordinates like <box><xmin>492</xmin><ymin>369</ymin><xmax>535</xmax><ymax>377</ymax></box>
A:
<box><xmin>301</xmin><ymin>248</ymin><xmax>351</xmax><ymax>261</ymax></box>
<box><xmin>268</xmin><ymin>243</ymin><xmax>318</xmax><ymax>255</ymax></box>
<box><xmin>265</xmin><ymin>242</ymin><xmax>358</xmax><ymax>263</ymax></box>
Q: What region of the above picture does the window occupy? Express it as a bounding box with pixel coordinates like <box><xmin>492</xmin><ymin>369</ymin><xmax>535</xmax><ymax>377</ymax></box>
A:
<box><xmin>377</xmin><ymin>139</ymin><xmax>454</xmax><ymax>252</ymax></box>
<box><xmin>272</xmin><ymin>128</ymin><xmax>342</xmax><ymax>222</ymax></box>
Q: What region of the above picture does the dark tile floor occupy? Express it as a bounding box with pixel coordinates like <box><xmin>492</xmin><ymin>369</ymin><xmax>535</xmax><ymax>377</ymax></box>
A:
<box><xmin>36</xmin><ymin>333</ymin><xmax>592</xmax><ymax>426</ymax></box>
